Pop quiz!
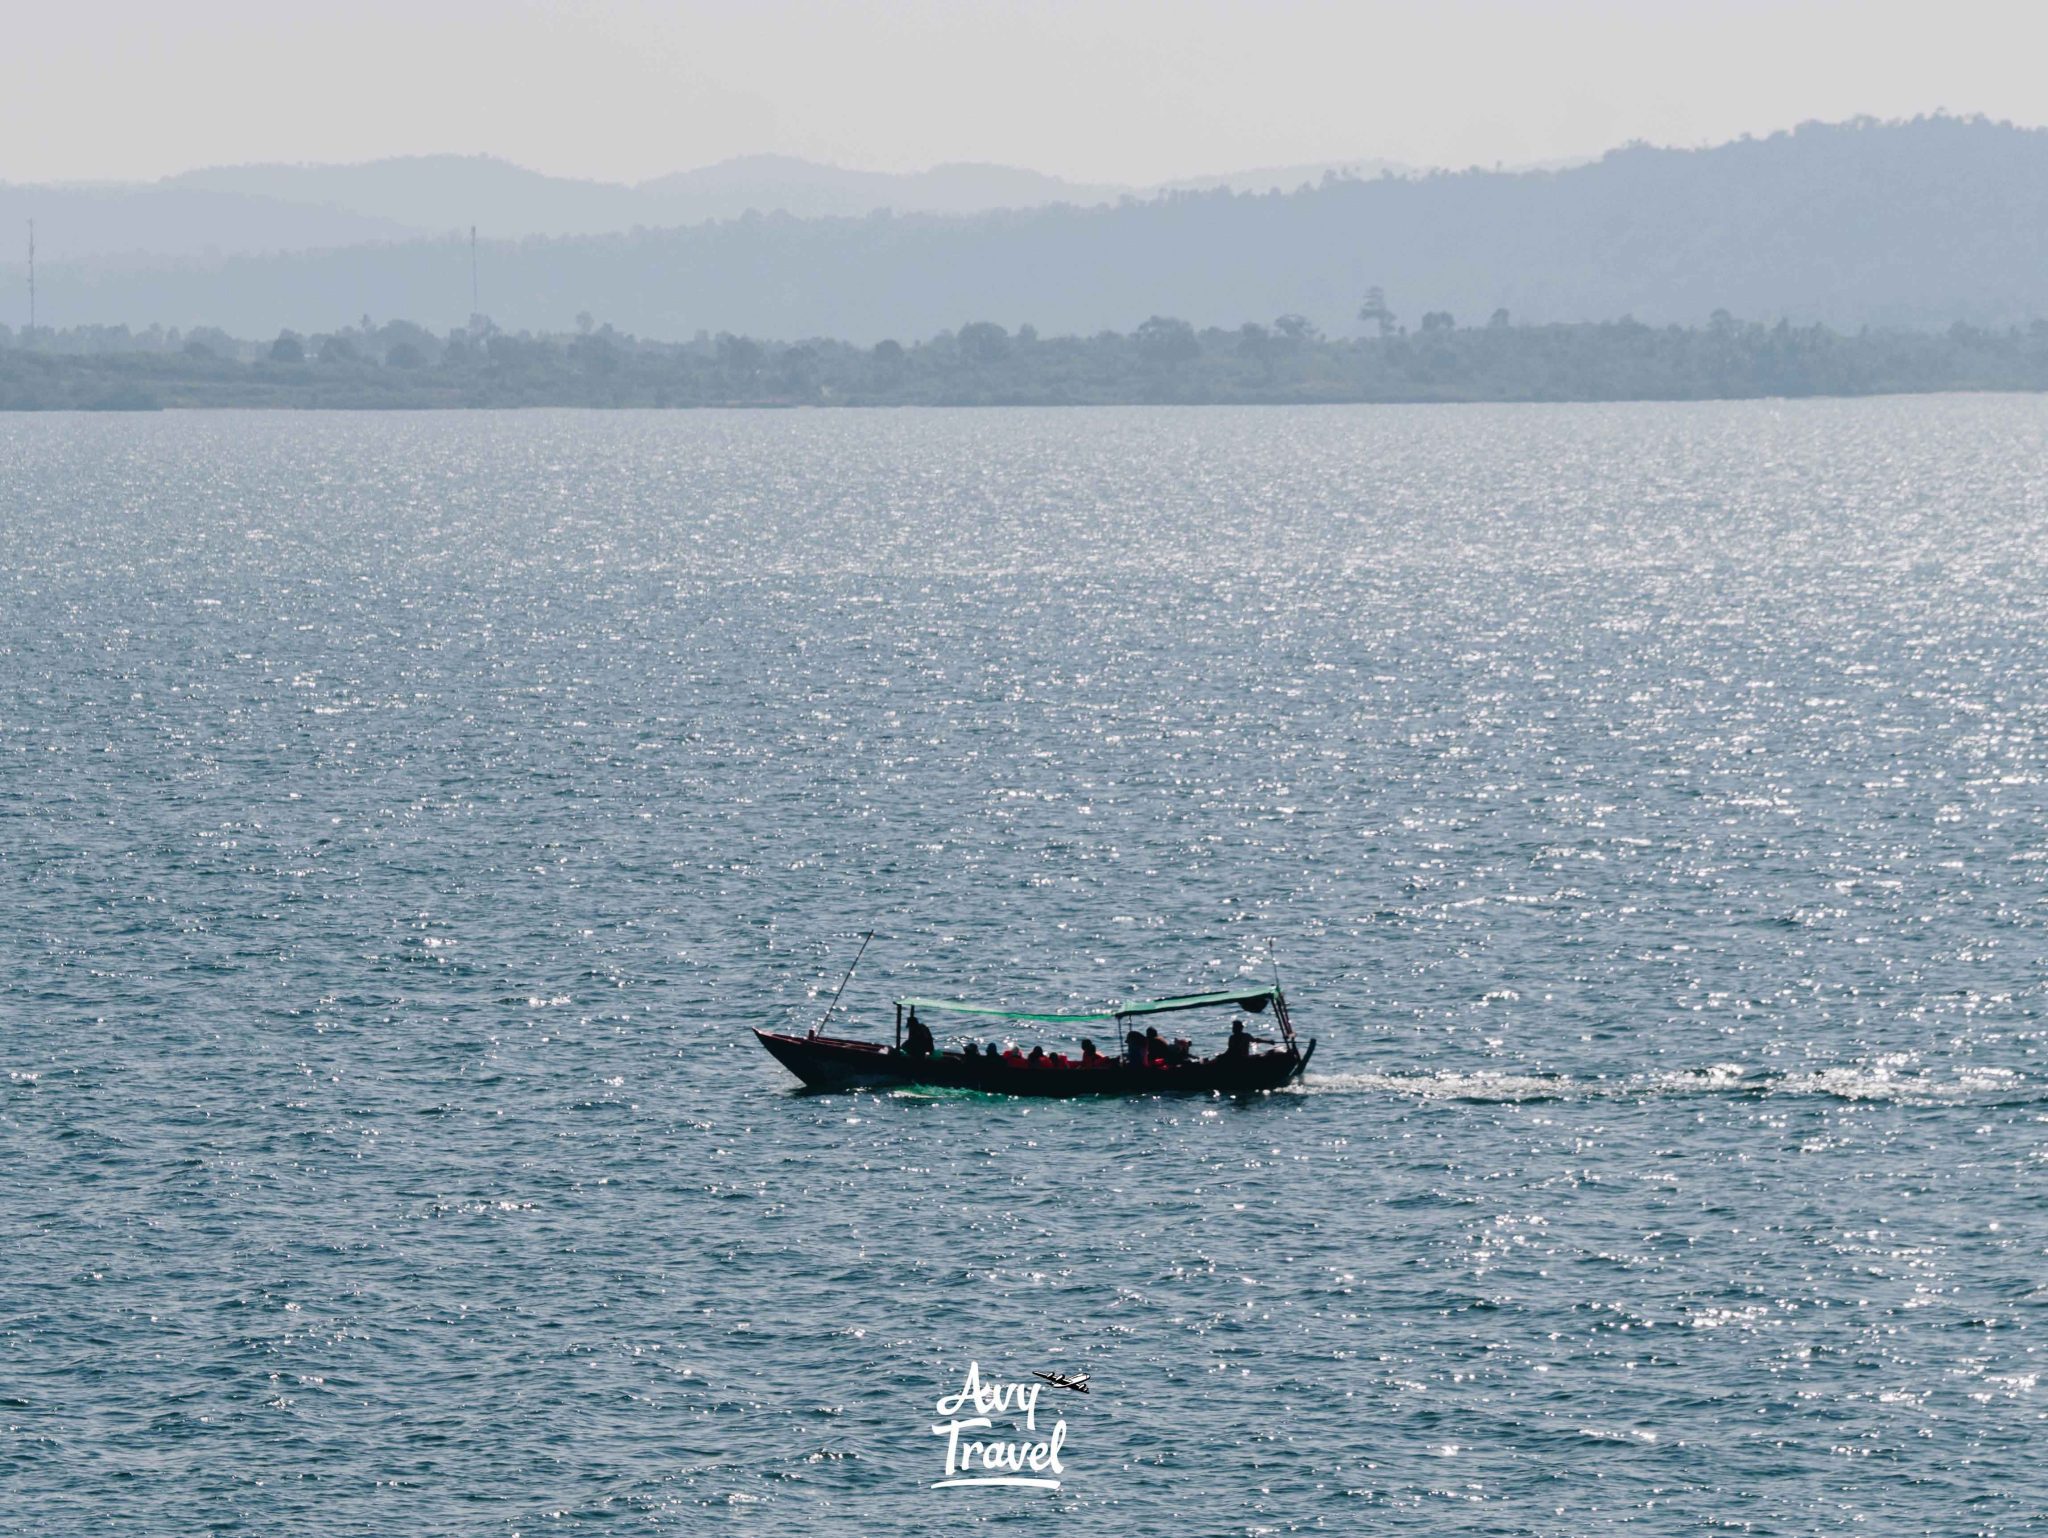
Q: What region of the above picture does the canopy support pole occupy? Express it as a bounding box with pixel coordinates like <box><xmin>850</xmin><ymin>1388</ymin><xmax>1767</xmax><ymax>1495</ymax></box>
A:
<box><xmin>1267</xmin><ymin>936</ymin><xmax>1297</xmax><ymax>1054</ymax></box>
<box><xmin>813</xmin><ymin>929</ymin><xmax>874</xmax><ymax>1039</ymax></box>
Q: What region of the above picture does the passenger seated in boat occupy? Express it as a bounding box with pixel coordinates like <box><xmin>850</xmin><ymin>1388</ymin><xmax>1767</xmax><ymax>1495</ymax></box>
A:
<box><xmin>1221</xmin><ymin>1016</ymin><xmax>1273</xmax><ymax>1064</ymax></box>
<box><xmin>1144</xmin><ymin>1026</ymin><xmax>1174</xmax><ymax>1066</ymax></box>
<box><xmin>1049</xmin><ymin>1051</ymin><xmax>1071</xmax><ymax>1066</ymax></box>
<box><xmin>1080</xmin><ymin>1038</ymin><xmax>1105</xmax><ymax>1066</ymax></box>
<box><xmin>1027</xmin><ymin>1045</ymin><xmax>1046</xmax><ymax>1066</ymax></box>
<box><xmin>1001</xmin><ymin>1044</ymin><xmax>1027</xmax><ymax>1067</ymax></box>
<box><xmin>1125</xmin><ymin>1028</ymin><xmax>1147</xmax><ymax>1066</ymax></box>
<box><xmin>904</xmin><ymin>1009</ymin><xmax>935</xmax><ymax>1059</ymax></box>
<box><xmin>960</xmin><ymin>1041</ymin><xmax>981</xmax><ymax>1060</ymax></box>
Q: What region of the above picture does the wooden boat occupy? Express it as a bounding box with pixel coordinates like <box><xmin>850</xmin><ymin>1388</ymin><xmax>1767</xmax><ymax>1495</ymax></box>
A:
<box><xmin>754</xmin><ymin>983</ymin><xmax>1314</xmax><ymax>1097</ymax></box>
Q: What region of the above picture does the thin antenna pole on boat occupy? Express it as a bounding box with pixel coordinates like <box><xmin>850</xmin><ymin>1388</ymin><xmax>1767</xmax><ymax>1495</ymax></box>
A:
<box><xmin>812</xmin><ymin>929</ymin><xmax>874</xmax><ymax>1039</ymax></box>
<box><xmin>1266</xmin><ymin>935</ymin><xmax>1296</xmax><ymax>1053</ymax></box>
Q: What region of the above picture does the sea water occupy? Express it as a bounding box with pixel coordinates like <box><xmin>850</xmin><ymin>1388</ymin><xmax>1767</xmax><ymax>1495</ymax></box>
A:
<box><xmin>2</xmin><ymin>399</ymin><xmax>2045</xmax><ymax>1534</ymax></box>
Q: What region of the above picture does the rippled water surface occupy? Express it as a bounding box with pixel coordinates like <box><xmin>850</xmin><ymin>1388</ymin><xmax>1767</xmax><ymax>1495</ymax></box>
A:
<box><xmin>3</xmin><ymin>401</ymin><xmax>2046</xmax><ymax>1535</ymax></box>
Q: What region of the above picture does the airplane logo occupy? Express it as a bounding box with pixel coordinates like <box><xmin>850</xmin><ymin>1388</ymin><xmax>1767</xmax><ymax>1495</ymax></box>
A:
<box><xmin>1033</xmin><ymin>1371</ymin><xmax>1090</xmax><ymax>1394</ymax></box>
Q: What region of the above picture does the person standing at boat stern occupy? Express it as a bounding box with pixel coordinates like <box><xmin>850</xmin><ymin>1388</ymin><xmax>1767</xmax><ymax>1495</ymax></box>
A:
<box><xmin>904</xmin><ymin>1009</ymin><xmax>934</xmax><ymax>1059</ymax></box>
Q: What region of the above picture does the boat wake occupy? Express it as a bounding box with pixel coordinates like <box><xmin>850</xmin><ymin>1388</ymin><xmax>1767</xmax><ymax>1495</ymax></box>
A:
<box><xmin>1289</xmin><ymin>1061</ymin><xmax>2035</xmax><ymax>1106</ymax></box>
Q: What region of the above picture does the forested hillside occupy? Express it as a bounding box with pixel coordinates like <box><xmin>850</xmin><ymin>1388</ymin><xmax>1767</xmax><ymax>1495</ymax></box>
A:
<box><xmin>10</xmin><ymin>118</ymin><xmax>2048</xmax><ymax>341</ymax></box>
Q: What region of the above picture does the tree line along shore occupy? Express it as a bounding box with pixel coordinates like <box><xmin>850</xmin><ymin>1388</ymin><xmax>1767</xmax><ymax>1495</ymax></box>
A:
<box><xmin>5</xmin><ymin>311</ymin><xmax>2048</xmax><ymax>411</ymax></box>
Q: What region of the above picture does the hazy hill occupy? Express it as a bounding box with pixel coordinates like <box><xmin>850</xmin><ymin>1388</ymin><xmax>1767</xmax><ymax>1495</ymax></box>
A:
<box><xmin>1156</xmin><ymin>159</ymin><xmax>1410</xmax><ymax>194</ymax></box>
<box><xmin>633</xmin><ymin>155</ymin><xmax>1127</xmax><ymax>223</ymax></box>
<box><xmin>166</xmin><ymin>156</ymin><xmax>644</xmax><ymax>239</ymax></box>
<box><xmin>6</xmin><ymin>154</ymin><xmax>1133</xmax><ymax>262</ymax></box>
<box><xmin>12</xmin><ymin>118</ymin><xmax>2048</xmax><ymax>338</ymax></box>
<box><xmin>0</xmin><ymin>182</ymin><xmax>415</xmax><ymax>262</ymax></box>
<box><xmin>171</xmin><ymin>152</ymin><xmax>1131</xmax><ymax>237</ymax></box>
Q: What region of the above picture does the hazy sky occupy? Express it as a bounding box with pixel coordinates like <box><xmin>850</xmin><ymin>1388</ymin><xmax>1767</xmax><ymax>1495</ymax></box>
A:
<box><xmin>7</xmin><ymin>0</ymin><xmax>2045</xmax><ymax>185</ymax></box>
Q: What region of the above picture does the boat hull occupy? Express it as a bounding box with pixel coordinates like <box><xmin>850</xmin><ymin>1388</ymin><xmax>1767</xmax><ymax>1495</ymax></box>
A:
<box><xmin>754</xmin><ymin>1029</ymin><xmax>1312</xmax><ymax>1097</ymax></box>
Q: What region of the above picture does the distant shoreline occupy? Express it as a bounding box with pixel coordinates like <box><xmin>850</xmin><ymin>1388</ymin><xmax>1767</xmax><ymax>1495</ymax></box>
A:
<box><xmin>13</xmin><ymin>384</ymin><xmax>2048</xmax><ymax>412</ymax></box>
<box><xmin>7</xmin><ymin>313</ymin><xmax>2048</xmax><ymax>412</ymax></box>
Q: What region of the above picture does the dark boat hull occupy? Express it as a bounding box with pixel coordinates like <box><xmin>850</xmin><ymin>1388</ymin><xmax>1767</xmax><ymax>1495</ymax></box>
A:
<box><xmin>754</xmin><ymin>1029</ymin><xmax>1312</xmax><ymax>1097</ymax></box>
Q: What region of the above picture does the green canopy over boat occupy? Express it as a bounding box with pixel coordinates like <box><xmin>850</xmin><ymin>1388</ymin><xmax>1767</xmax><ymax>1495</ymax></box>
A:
<box><xmin>894</xmin><ymin>985</ymin><xmax>1280</xmax><ymax>1023</ymax></box>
